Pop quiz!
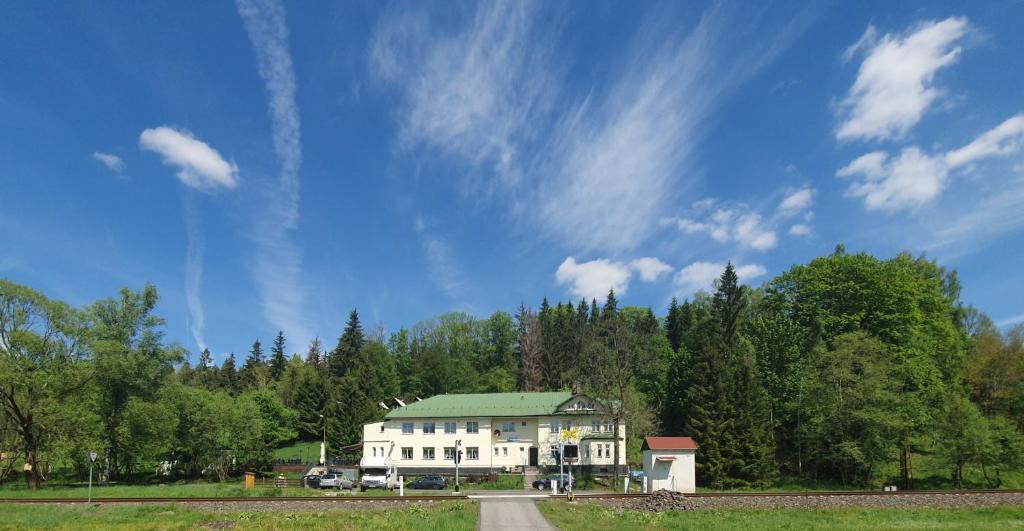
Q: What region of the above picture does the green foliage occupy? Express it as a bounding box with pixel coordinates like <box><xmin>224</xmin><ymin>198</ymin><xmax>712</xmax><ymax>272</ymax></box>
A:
<box><xmin>797</xmin><ymin>332</ymin><xmax>902</xmax><ymax>485</ymax></box>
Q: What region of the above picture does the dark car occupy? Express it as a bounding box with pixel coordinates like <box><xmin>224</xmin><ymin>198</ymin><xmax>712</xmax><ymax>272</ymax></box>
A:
<box><xmin>408</xmin><ymin>475</ymin><xmax>447</xmax><ymax>490</ymax></box>
<box><xmin>532</xmin><ymin>473</ymin><xmax>574</xmax><ymax>491</ymax></box>
<box><xmin>302</xmin><ymin>474</ymin><xmax>321</xmax><ymax>488</ymax></box>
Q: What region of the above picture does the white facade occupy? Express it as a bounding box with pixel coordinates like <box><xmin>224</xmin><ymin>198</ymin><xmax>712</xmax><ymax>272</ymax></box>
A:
<box><xmin>361</xmin><ymin>394</ymin><xmax>626</xmax><ymax>473</ymax></box>
<box><xmin>641</xmin><ymin>438</ymin><xmax>697</xmax><ymax>493</ymax></box>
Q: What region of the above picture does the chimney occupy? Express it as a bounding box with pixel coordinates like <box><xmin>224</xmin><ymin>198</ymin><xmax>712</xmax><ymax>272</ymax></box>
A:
<box><xmin>572</xmin><ymin>381</ymin><xmax>581</xmax><ymax>395</ymax></box>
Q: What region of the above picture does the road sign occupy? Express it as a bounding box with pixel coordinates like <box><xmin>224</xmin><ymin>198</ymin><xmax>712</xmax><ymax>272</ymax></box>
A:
<box><xmin>88</xmin><ymin>452</ymin><xmax>98</xmax><ymax>463</ymax></box>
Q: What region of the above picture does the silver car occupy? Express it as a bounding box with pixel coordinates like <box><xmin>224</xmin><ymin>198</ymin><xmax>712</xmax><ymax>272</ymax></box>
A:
<box><xmin>319</xmin><ymin>473</ymin><xmax>354</xmax><ymax>490</ymax></box>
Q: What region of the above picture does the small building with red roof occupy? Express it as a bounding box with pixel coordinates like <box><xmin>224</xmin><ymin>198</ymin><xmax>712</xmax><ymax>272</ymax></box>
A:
<box><xmin>641</xmin><ymin>436</ymin><xmax>698</xmax><ymax>493</ymax></box>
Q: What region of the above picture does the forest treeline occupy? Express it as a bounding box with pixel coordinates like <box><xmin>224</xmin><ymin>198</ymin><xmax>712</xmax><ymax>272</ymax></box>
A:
<box><xmin>2</xmin><ymin>246</ymin><xmax>1023</xmax><ymax>489</ymax></box>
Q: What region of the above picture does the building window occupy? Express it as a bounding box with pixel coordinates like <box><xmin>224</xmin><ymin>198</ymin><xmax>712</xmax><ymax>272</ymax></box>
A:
<box><xmin>551</xmin><ymin>421</ymin><xmax>561</xmax><ymax>434</ymax></box>
<box><xmin>467</xmin><ymin>447</ymin><xmax>479</xmax><ymax>460</ymax></box>
<box><xmin>503</xmin><ymin>447</ymin><xmax>508</xmax><ymax>457</ymax></box>
<box><xmin>423</xmin><ymin>422</ymin><xmax>435</xmax><ymax>434</ymax></box>
<box><xmin>402</xmin><ymin>422</ymin><xmax>414</xmax><ymax>434</ymax></box>
<box><xmin>380</xmin><ymin>447</ymin><xmax>384</xmax><ymax>456</ymax></box>
<box><xmin>604</xmin><ymin>421</ymin><xmax>614</xmax><ymax>432</ymax></box>
<box><xmin>372</xmin><ymin>447</ymin><xmax>377</xmax><ymax>457</ymax></box>
<box><xmin>423</xmin><ymin>447</ymin><xmax>435</xmax><ymax>460</ymax></box>
<box><xmin>584</xmin><ymin>445</ymin><xmax>590</xmax><ymax>459</ymax></box>
<box><xmin>401</xmin><ymin>447</ymin><xmax>413</xmax><ymax>460</ymax></box>
<box><xmin>444</xmin><ymin>447</ymin><xmax>456</xmax><ymax>460</ymax></box>
<box><xmin>591</xmin><ymin>420</ymin><xmax>598</xmax><ymax>432</ymax></box>
<box><xmin>444</xmin><ymin>422</ymin><xmax>456</xmax><ymax>434</ymax></box>
<box><xmin>501</xmin><ymin>422</ymin><xmax>516</xmax><ymax>433</ymax></box>
<box><xmin>466</xmin><ymin>421</ymin><xmax>479</xmax><ymax>433</ymax></box>
<box><xmin>494</xmin><ymin>447</ymin><xmax>499</xmax><ymax>456</ymax></box>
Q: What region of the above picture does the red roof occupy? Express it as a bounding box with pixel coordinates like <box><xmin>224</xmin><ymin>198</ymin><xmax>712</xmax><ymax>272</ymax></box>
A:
<box><xmin>643</xmin><ymin>436</ymin><xmax>698</xmax><ymax>451</ymax></box>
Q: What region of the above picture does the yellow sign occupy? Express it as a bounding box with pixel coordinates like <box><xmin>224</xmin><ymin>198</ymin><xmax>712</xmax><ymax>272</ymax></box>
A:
<box><xmin>559</xmin><ymin>426</ymin><xmax>582</xmax><ymax>443</ymax></box>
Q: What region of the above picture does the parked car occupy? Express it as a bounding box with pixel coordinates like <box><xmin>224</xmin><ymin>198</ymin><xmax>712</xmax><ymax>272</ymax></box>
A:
<box><xmin>629</xmin><ymin>470</ymin><xmax>646</xmax><ymax>481</ymax></box>
<box><xmin>320</xmin><ymin>473</ymin><xmax>354</xmax><ymax>490</ymax></box>
<box><xmin>408</xmin><ymin>475</ymin><xmax>447</xmax><ymax>490</ymax></box>
<box><xmin>532</xmin><ymin>473</ymin><xmax>574</xmax><ymax>491</ymax></box>
<box><xmin>302</xmin><ymin>474</ymin><xmax>322</xmax><ymax>488</ymax></box>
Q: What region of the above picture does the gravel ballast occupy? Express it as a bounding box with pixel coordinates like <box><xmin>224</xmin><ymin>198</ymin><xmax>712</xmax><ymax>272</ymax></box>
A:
<box><xmin>593</xmin><ymin>490</ymin><xmax>1024</xmax><ymax>512</ymax></box>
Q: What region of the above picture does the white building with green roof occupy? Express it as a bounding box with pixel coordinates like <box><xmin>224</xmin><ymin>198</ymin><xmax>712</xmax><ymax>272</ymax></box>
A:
<box><xmin>361</xmin><ymin>391</ymin><xmax>626</xmax><ymax>475</ymax></box>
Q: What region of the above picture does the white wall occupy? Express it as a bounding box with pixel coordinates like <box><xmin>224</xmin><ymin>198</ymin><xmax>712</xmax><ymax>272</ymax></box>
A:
<box><xmin>642</xmin><ymin>449</ymin><xmax>696</xmax><ymax>493</ymax></box>
<box><xmin>362</xmin><ymin>412</ymin><xmax>627</xmax><ymax>470</ymax></box>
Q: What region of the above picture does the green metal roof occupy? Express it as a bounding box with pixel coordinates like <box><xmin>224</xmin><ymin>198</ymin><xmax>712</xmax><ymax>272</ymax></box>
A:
<box><xmin>384</xmin><ymin>392</ymin><xmax>575</xmax><ymax>419</ymax></box>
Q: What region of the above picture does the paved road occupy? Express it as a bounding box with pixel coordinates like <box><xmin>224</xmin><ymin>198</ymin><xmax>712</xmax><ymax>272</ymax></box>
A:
<box><xmin>477</xmin><ymin>498</ymin><xmax>555</xmax><ymax>531</ymax></box>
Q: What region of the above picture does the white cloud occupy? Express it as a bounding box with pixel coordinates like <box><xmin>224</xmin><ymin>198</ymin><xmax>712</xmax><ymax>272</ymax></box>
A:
<box><xmin>669</xmin><ymin>208</ymin><xmax>778</xmax><ymax>251</ymax></box>
<box><xmin>839</xmin><ymin>115</ymin><xmax>1024</xmax><ymax>211</ymax></box>
<box><xmin>778</xmin><ymin>188</ymin><xmax>813</xmax><ymax>214</ymax></box>
<box><xmin>836</xmin><ymin>17</ymin><xmax>969</xmax><ymax>142</ymax></box>
<box><xmin>629</xmin><ymin>257</ymin><xmax>673</xmax><ymax>282</ymax></box>
<box><xmin>370</xmin><ymin>1</ymin><xmax>549</xmax><ymax>186</ymax></box>
<box><xmin>139</xmin><ymin>126</ymin><xmax>238</xmax><ymax>190</ymax></box>
<box><xmin>237</xmin><ymin>0</ymin><xmax>312</xmax><ymax>345</ymax></box>
<box><xmin>538</xmin><ymin>9</ymin><xmax>801</xmax><ymax>252</ymax></box>
<box><xmin>92</xmin><ymin>151</ymin><xmax>125</xmax><ymax>172</ymax></box>
<box><xmin>372</xmin><ymin>4</ymin><xmax>805</xmax><ymax>253</ymax></box>
<box><xmin>997</xmin><ymin>313</ymin><xmax>1024</xmax><ymax>328</ymax></box>
<box><xmin>945</xmin><ymin>114</ymin><xmax>1024</xmax><ymax>168</ymax></box>
<box><xmin>556</xmin><ymin>257</ymin><xmax>633</xmax><ymax>301</ymax></box>
<box><xmin>839</xmin><ymin>148</ymin><xmax>949</xmax><ymax>211</ymax></box>
<box><xmin>673</xmin><ymin>261</ymin><xmax>767</xmax><ymax>295</ymax></box>
<box><xmin>423</xmin><ymin>236</ymin><xmax>465</xmax><ymax>299</ymax></box>
<box><xmin>182</xmin><ymin>199</ymin><xmax>206</xmax><ymax>352</ymax></box>
<box><xmin>789</xmin><ymin>224</ymin><xmax>811</xmax><ymax>236</ymax></box>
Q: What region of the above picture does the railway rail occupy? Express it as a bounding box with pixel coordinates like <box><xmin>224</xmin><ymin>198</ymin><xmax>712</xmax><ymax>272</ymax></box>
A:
<box><xmin>2</xmin><ymin>489</ymin><xmax>1023</xmax><ymax>504</ymax></box>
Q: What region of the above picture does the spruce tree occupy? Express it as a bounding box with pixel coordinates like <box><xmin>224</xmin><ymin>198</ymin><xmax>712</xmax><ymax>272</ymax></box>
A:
<box><xmin>242</xmin><ymin>339</ymin><xmax>268</xmax><ymax>389</ymax></box>
<box><xmin>590</xmin><ymin>298</ymin><xmax>600</xmax><ymax>324</ymax></box>
<box><xmin>713</xmin><ymin>263</ymin><xmax>745</xmax><ymax>345</ymax></box>
<box><xmin>306</xmin><ymin>337</ymin><xmax>323</xmax><ymax>369</ymax></box>
<box><xmin>602</xmin><ymin>289</ymin><xmax>619</xmax><ymax>320</ymax></box>
<box><xmin>684</xmin><ymin>264</ymin><xmax>776</xmax><ymax>487</ymax></box>
<box><xmin>269</xmin><ymin>331</ymin><xmax>287</xmax><ymax>381</ymax></box>
<box><xmin>328</xmin><ymin>310</ymin><xmax>365</xmax><ymax>378</ymax></box>
<box><xmin>666</xmin><ymin>297</ymin><xmax>684</xmax><ymax>353</ymax></box>
<box><xmin>220</xmin><ymin>353</ymin><xmax>239</xmax><ymax>394</ymax></box>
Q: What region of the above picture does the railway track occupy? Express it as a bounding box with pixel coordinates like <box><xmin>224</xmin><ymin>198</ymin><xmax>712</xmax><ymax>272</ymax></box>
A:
<box><xmin>3</xmin><ymin>489</ymin><xmax>1023</xmax><ymax>504</ymax></box>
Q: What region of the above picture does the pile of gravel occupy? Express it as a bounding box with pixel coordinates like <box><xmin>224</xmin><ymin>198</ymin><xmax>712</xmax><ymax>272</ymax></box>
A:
<box><xmin>601</xmin><ymin>490</ymin><xmax>1024</xmax><ymax>512</ymax></box>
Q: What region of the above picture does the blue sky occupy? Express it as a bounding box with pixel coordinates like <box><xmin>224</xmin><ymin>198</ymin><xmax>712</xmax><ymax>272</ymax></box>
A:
<box><xmin>2</xmin><ymin>1</ymin><xmax>1023</xmax><ymax>361</ymax></box>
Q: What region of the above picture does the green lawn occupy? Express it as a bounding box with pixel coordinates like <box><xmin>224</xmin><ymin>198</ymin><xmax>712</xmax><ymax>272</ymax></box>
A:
<box><xmin>538</xmin><ymin>501</ymin><xmax>1024</xmax><ymax>530</ymax></box>
<box><xmin>0</xmin><ymin>500</ymin><xmax>477</xmax><ymax>530</ymax></box>
<box><xmin>0</xmin><ymin>481</ymin><xmax>308</xmax><ymax>499</ymax></box>
<box><xmin>272</xmin><ymin>440</ymin><xmax>322</xmax><ymax>462</ymax></box>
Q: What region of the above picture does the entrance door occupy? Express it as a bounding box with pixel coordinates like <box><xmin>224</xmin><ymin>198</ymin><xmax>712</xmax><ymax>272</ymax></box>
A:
<box><xmin>529</xmin><ymin>447</ymin><xmax>539</xmax><ymax>466</ymax></box>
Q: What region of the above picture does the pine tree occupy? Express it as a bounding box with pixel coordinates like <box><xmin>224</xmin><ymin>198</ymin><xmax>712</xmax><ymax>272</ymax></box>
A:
<box><xmin>713</xmin><ymin>263</ymin><xmax>745</xmax><ymax>345</ymax></box>
<box><xmin>306</xmin><ymin>337</ymin><xmax>323</xmax><ymax>369</ymax></box>
<box><xmin>602</xmin><ymin>289</ymin><xmax>619</xmax><ymax>320</ymax></box>
<box><xmin>220</xmin><ymin>353</ymin><xmax>239</xmax><ymax>394</ymax></box>
<box><xmin>328</xmin><ymin>310</ymin><xmax>364</xmax><ymax>378</ymax></box>
<box><xmin>590</xmin><ymin>298</ymin><xmax>600</xmax><ymax>324</ymax></box>
<box><xmin>242</xmin><ymin>339</ymin><xmax>268</xmax><ymax>389</ymax></box>
<box><xmin>515</xmin><ymin>305</ymin><xmax>543</xmax><ymax>391</ymax></box>
<box><xmin>194</xmin><ymin>348</ymin><xmax>215</xmax><ymax>388</ymax></box>
<box><xmin>269</xmin><ymin>331</ymin><xmax>287</xmax><ymax>381</ymax></box>
<box><xmin>666</xmin><ymin>297</ymin><xmax>684</xmax><ymax>353</ymax></box>
<box><xmin>684</xmin><ymin>264</ymin><xmax>776</xmax><ymax>487</ymax></box>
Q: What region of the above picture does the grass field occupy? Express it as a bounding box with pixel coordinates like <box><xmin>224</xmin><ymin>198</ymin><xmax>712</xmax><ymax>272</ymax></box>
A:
<box><xmin>0</xmin><ymin>481</ymin><xmax>305</xmax><ymax>499</ymax></box>
<box><xmin>538</xmin><ymin>501</ymin><xmax>1024</xmax><ymax>530</ymax></box>
<box><xmin>0</xmin><ymin>500</ymin><xmax>477</xmax><ymax>530</ymax></box>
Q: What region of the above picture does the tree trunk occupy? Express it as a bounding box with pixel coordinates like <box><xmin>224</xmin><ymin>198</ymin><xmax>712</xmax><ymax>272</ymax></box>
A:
<box><xmin>899</xmin><ymin>429</ymin><xmax>911</xmax><ymax>490</ymax></box>
<box><xmin>612</xmin><ymin>415</ymin><xmax>621</xmax><ymax>490</ymax></box>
